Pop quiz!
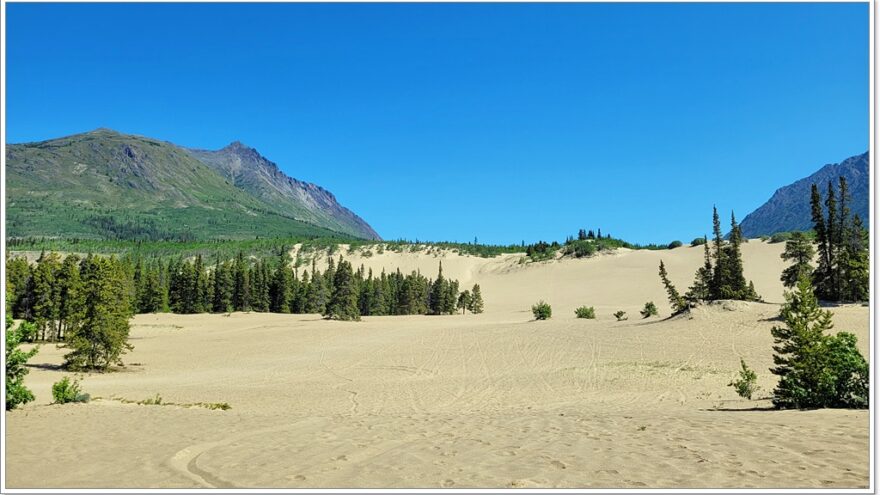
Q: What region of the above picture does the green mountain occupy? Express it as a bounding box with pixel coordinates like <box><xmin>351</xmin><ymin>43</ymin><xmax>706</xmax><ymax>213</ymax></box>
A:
<box><xmin>5</xmin><ymin>129</ymin><xmax>380</xmax><ymax>241</ymax></box>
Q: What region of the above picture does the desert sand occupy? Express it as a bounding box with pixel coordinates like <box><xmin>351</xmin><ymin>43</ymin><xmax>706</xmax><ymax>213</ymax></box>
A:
<box><xmin>5</xmin><ymin>241</ymin><xmax>870</xmax><ymax>488</ymax></box>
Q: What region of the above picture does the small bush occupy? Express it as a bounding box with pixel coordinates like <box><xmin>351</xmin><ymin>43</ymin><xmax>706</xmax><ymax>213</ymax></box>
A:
<box><xmin>575</xmin><ymin>306</ymin><xmax>596</xmax><ymax>319</ymax></box>
<box><xmin>667</xmin><ymin>240</ymin><xmax>683</xmax><ymax>249</ymax></box>
<box><xmin>52</xmin><ymin>376</ymin><xmax>89</xmax><ymax>404</ymax></box>
<box><xmin>640</xmin><ymin>301</ymin><xmax>658</xmax><ymax>318</ymax></box>
<box><xmin>728</xmin><ymin>359</ymin><xmax>759</xmax><ymax>399</ymax></box>
<box><xmin>613</xmin><ymin>310</ymin><xmax>628</xmax><ymax>321</ymax></box>
<box><xmin>690</xmin><ymin>237</ymin><xmax>707</xmax><ymax>247</ymax></box>
<box><xmin>532</xmin><ymin>301</ymin><xmax>552</xmax><ymax>320</ymax></box>
<box><xmin>769</xmin><ymin>232</ymin><xmax>792</xmax><ymax>244</ymax></box>
<box><xmin>759</xmin><ymin>235</ymin><xmax>770</xmax><ymax>242</ymax></box>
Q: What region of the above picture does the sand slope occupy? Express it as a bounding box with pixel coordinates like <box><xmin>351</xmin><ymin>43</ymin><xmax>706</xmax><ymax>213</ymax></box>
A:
<box><xmin>5</xmin><ymin>241</ymin><xmax>870</xmax><ymax>488</ymax></box>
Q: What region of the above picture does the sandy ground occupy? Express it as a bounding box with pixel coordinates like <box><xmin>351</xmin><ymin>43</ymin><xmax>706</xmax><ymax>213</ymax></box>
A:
<box><xmin>5</xmin><ymin>241</ymin><xmax>870</xmax><ymax>489</ymax></box>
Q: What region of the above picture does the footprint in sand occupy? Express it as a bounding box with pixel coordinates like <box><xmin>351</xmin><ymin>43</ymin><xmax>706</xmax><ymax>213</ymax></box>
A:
<box><xmin>441</xmin><ymin>479</ymin><xmax>455</xmax><ymax>487</ymax></box>
<box><xmin>550</xmin><ymin>460</ymin><xmax>567</xmax><ymax>469</ymax></box>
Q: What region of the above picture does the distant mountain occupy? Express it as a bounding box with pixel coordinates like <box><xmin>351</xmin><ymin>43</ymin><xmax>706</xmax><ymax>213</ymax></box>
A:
<box><xmin>5</xmin><ymin>129</ymin><xmax>380</xmax><ymax>241</ymax></box>
<box><xmin>739</xmin><ymin>152</ymin><xmax>869</xmax><ymax>238</ymax></box>
<box><xmin>187</xmin><ymin>142</ymin><xmax>379</xmax><ymax>240</ymax></box>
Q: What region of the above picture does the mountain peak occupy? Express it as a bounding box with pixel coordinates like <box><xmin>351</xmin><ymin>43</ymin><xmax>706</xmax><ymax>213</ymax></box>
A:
<box><xmin>739</xmin><ymin>151</ymin><xmax>869</xmax><ymax>237</ymax></box>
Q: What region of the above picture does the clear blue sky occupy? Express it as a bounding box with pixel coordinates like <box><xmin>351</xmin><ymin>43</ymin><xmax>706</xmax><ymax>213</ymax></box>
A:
<box><xmin>6</xmin><ymin>3</ymin><xmax>869</xmax><ymax>245</ymax></box>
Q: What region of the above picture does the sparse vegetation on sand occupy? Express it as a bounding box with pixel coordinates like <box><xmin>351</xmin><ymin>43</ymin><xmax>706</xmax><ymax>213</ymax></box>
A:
<box><xmin>532</xmin><ymin>301</ymin><xmax>552</xmax><ymax>320</ymax></box>
<box><xmin>640</xmin><ymin>302</ymin><xmax>658</xmax><ymax>318</ymax></box>
<box><xmin>109</xmin><ymin>394</ymin><xmax>232</xmax><ymax>411</ymax></box>
<box><xmin>574</xmin><ymin>306</ymin><xmax>596</xmax><ymax>319</ymax></box>
<box><xmin>728</xmin><ymin>359</ymin><xmax>759</xmax><ymax>400</ymax></box>
<box><xmin>613</xmin><ymin>311</ymin><xmax>628</xmax><ymax>321</ymax></box>
<box><xmin>52</xmin><ymin>376</ymin><xmax>90</xmax><ymax>404</ymax></box>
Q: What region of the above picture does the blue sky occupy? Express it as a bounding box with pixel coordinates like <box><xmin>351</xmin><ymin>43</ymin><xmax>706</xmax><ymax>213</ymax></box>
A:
<box><xmin>6</xmin><ymin>3</ymin><xmax>869</xmax><ymax>245</ymax></box>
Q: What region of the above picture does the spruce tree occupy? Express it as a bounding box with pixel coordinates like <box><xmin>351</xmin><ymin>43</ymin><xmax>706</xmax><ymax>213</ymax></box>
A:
<box><xmin>780</xmin><ymin>231</ymin><xmax>815</xmax><ymax>288</ymax></box>
<box><xmin>429</xmin><ymin>261</ymin><xmax>446</xmax><ymax>315</ymax></box>
<box><xmin>32</xmin><ymin>251</ymin><xmax>62</xmax><ymax>341</ymax></box>
<box><xmin>55</xmin><ymin>255</ymin><xmax>84</xmax><ymax>340</ymax></box>
<box><xmin>722</xmin><ymin>212</ymin><xmax>750</xmax><ymax>299</ymax></box>
<box><xmin>326</xmin><ymin>258</ymin><xmax>360</xmax><ymax>321</ymax></box>
<box><xmin>64</xmin><ymin>256</ymin><xmax>134</xmax><ymax>371</ymax></box>
<box><xmin>770</xmin><ymin>275</ymin><xmax>868</xmax><ymax>409</ymax></box>
<box><xmin>709</xmin><ymin>206</ymin><xmax>727</xmax><ymax>300</ymax></box>
<box><xmin>232</xmin><ymin>252</ymin><xmax>250</xmax><ymax>312</ymax></box>
<box><xmin>212</xmin><ymin>260</ymin><xmax>233</xmax><ymax>313</ymax></box>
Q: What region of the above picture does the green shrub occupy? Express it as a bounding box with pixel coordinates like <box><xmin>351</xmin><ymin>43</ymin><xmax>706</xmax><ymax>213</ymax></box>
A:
<box><xmin>728</xmin><ymin>359</ymin><xmax>759</xmax><ymax>399</ymax></box>
<box><xmin>771</xmin><ymin>276</ymin><xmax>869</xmax><ymax>409</ymax></box>
<box><xmin>690</xmin><ymin>237</ymin><xmax>707</xmax><ymax>247</ymax></box>
<box><xmin>52</xmin><ymin>376</ymin><xmax>89</xmax><ymax>404</ymax></box>
<box><xmin>6</xmin><ymin>309</ymin><xmax>39</xmax><ymax>410</ymax></box>
<box><xmin>531</xmin><ymin>301</ymin><xmax>552</xmax><ymax>320</ymax></box>
<box><xmin>574</xmin><ymin>306</ymin><xmax>596</xmax><ymax>319</ymax></box>
<box><xmin>613</xmin><ymin>310</ymin><xmax>628</xmax><ymax>321</ymax></box>
<box><xmin>640</xmin><ymin>301</ymin><xmax>658</xmax><ymax>318</ymax></box>
<box><xmin>139</xmin><ymin>393</ymin><xmax>163</xmax><ymax>405</ymax></box>
<box><xmin>667</xmin><ymin>240</ymin><xmax>683</xmax><ymax>249</ymax></box>
<box><xmin>769</xmin><ymin>232</ymin><xmax>793</xmax><ymax>244</ymax></box>
<box><xmin>759</xmin><ymin>235</ymin><xmax>770</xmax><ymax>242</ymax></box>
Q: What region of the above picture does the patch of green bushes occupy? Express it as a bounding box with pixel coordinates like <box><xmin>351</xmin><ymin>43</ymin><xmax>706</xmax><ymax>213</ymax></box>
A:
<box><xmin>574</xmin><ymin>306</ymin><xmax>596</xmax><ymax>319</ymax></box>
<box><xmin>532</xmin><ymin>301</ymin><xmax>552</xmax><ymax>320</ymax></box>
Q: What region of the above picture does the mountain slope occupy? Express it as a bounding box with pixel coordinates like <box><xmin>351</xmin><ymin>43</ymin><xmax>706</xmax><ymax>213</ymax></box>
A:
<box><xmin>187</xmin><ymin>142</ymin><xmax>379</xmax><ymax>240</ymax></box>
<box><xmin>739</xmin><ymin>152</ymin><xmax>869</xmax><ymax>238</ymax></box>
<box><xmin>5</xmin><ymin>129</ymin><xmax>379</xmax><ymax>241</ymax></box>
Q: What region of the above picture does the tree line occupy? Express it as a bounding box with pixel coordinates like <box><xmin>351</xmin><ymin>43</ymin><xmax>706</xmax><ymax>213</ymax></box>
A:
<box><xmin>6</xmin><ymin>251</ymin><xmax>486</xmax><ymax>335</ymax></box>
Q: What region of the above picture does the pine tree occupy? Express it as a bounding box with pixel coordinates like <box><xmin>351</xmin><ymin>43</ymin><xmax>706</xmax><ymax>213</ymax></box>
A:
<box><xmin>810</xmin><ymin>183</ymin><xmax>831</xmax><ymax>299</ymax></box>
<box><xmin>305</xmin><ymin>267</ymin><xmax>328</xmax><ymax>314</ymax></box>
<box><xmin>469</xmin><ymin>284</ymin><xmax>484</xmax><ymax>314</ymax></box>
<box><xmin>458</xmin><ymin>290</ymin><xmax>472</xmax><ymax>314</ymax></box>
<box><xmin>658</xmin><ymin>260</ymin><xmax>687</xmax><ymax>314</ymax></box>
<box><xmin>326</xmin><ymin>258</ymin><xmax>360</xmax><ymax>321</ymax></box>
<box><xmin>780</xmin><ymin>231</ymin><xmax>815</xmax><ymax>288</ymax></box>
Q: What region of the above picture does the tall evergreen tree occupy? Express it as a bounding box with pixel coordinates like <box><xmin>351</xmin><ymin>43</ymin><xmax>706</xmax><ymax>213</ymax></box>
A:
<box><xmin>686</xmin><ymin>237</ymin><xmax>713</xmax><ymax>303</ymax></box>
<box><xmin>469</xmin><ymin>284</ymin><xmax>484</xmax><ymax>314</ymax></box>
<box><xmin>64</xmin><ymin>256</ymin><xmax>134</xmax><ymax>371</ymax></box>
<box><xmin>325</xmin><ymin>257</ymin><xmax>360</xmax><ymax>321</ymax></box>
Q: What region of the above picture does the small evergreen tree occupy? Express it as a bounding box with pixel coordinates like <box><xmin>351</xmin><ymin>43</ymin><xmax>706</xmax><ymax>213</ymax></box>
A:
<box><xmin>770</xmin><ymin>275</ymin><xmax>868</xmax><ymax>409</ymax></box>
<box><xmin>640</xmin><ymin>301</ymin><xmax>658</xmax><ymax>318</ymax></box>
<box><xmin>469</xmin><ymin>284</ymin><xmax>484</xmax><ymax>314</ymax></box>
<box><xmin>780</xmin><ymin>231</ymin><xmax>815</xmax><ymax>288</ymax></box>
<box><xmin>658</xmin><ymin>260</ymin><xmax>687</xmax><ymax>314</ymax></box>
<box><xmin>457</xmin><ymin>290</ymin><xmax>472</xmax><ymax>314</ymax></box>
<box><xmin>6</xmin><ymin>295</ymin><xmax>39</xmax><ymax>410</ymax></box>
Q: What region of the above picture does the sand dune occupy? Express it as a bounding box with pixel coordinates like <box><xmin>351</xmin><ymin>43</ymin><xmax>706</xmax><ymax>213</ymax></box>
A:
<box><xmin>5</xmin><ymin>241</ymin><xmax>869</xmax><ymax>488</ymax></box>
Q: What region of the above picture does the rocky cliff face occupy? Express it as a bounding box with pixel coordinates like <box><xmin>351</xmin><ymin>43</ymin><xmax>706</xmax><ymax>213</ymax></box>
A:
<box><xmin>739</xmin><ymin>152</ymin><xmax>869</xmax><ymax>238</ymax></box>
<box><xmin>188</xmin><ymin>142</ymin><xmax>380</xmax><ymax>240</ymax></box>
